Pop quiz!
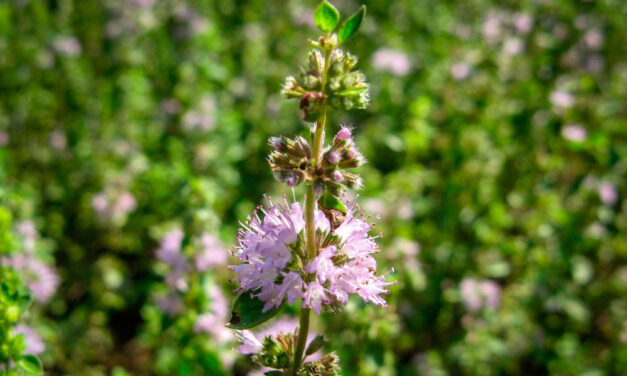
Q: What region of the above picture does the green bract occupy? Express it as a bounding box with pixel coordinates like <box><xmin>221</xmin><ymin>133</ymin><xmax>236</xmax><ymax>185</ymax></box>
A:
<box><xmin>314</xmin><ymin>1</ymin><xmax>340</xmax><ymax>32</ymax></box>
<box><xmin>17</xmin><ymin>354</ymin><xmax>44</xmax><ymax>376</ymax></box>
<box><xmin>338</xmin><ymin>5</ymin><xmax>366</xmax><ymax>44</ymax></box>
<box><xmin>226</xmin><ymin>292</ymin><xmax>285</xmax><ymax>329</ymax></box>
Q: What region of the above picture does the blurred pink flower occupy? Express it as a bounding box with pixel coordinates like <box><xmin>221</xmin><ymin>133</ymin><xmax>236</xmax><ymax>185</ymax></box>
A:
<box><xmin>371</xmin><ymin>48</ymin><xmax>412</xmax><ymax>76</ymax></box>
<box><xmin>17</xmin><ymin>220</ymin><xmax>39</xmax><ymax>253</ymax></box>
<box><xmin>49</xmin><ymin>130</ymin><xmax>67</xmax><ymax>151</ymax></box>
<box><xmin>157</xmin><ymin>293</ymin><xmax>183</xmax><ymax>317</ymax></box>
<box><xmin>194</xmin><ymin>233</ymin><xmax>227</xmax><ymax>271</ymax></box>
<box><xmin>0</xmin><ymin>131</ymin><xmax>8</xmax><ymax>146</ymax></box>
<box><xmin>52</xmin><ymin>36</ymin><xmax>82</xmax><ymax>57</ymax></box>
<box><xmin>4</xmin><ymin>254</ymin><xmax>59</xmax><ymax>304</ymax></box>
<box><xmin>550</xmin><ymin>90</ymin><xmax>574</xmax><ymax>108</ymax></box>
<box><xmin>513</xmin><ymin>13</ymin><xmax>533</xmax><ymax>34</ymax></box>
<box><xmin>14</xmin><ymin>325</ymin><xmax>45</xmax><ymax>355</ymax></box>
<box><xmin>561</xmin><ymin>124</ymin><xmax>587</xmax><ymax>142</ymax></box>
<box><xmin>598</xmin><ymin>181</ymin><xmax>618</xmax><ymax>205</ymax></box>
<box><xmin>460</xmin><ymin>278</ymin><xmax>501</xmax><ymax>312</ymax></box>
<box><xmin>584</xmin><ymin>29</ymin><xmax>604</xmax><ymax>50</ymax></box>
<box><xmin>451</xmin><ymin>62</ymin><xmax>471</xmax><ymax>80</ymax></box>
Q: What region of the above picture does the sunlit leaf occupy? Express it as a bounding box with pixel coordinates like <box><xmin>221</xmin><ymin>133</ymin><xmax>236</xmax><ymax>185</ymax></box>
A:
<box><xmin>314</xmin><ymin>1</ymin><xmax>340</xmax><ymax>32</ymax></box>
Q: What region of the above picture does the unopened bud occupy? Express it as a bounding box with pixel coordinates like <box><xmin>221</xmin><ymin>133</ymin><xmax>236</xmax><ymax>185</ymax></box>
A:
<box><xmin>335</xmin><ymin>126</ymin><xmax>351</xmax><ymax>142</ymax></box>
<box><xmin>326</xmin><ymin>151</ymin><xmax>340</xmax><ymax>165</ymax></box>
<box><xmin>269</xmin><ymin>137</ymin><xmax>284</xmax><ymax>151</ymax></box>
<box><xmin>305</xmin><ymin>334</ymin><xmax>326</xmax><ymax>356</ymax></box>
<box><xmin>331</xmin><ymin>170</ymin><xmax>343</xmax><ymax>182</ymax></box>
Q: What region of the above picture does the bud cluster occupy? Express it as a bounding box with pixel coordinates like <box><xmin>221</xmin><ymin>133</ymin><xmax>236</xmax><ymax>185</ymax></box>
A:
<box><xmin>301</xmin><ymin>352</ymin><xmax>341</xmax><ymax>376</ymax></box>
<box><xmin>319</xmin><ymin>126</ymin><xmax>366</xmax><ymax>195</ymax></box>
<box><xmin>282</xmin><ymin>45</ymin><xmax>369</xmax><ymax>121</ymax></box>
<box><xmin>267</xmin><ymin>136</ymin><xmax>312</xmax><ymax>187</ymax></box>
<box><xmin>268</xmin><ymin>126</ymin><xmax>365</xmax><ymax>196</ymax></box>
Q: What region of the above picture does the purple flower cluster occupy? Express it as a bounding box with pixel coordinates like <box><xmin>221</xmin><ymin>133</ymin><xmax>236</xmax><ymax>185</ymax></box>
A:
<box><xmin>460</xmin><ymin>278</ymin><xmax>501</xmax><ymax>312</ymax></box>
<box><xmin>14</xmin><ymin>325</ymin><xmax>45</xmax><ymax>355</ymax></box>
<box><xmin>3</xmin><ymin>222</ymin><xmax>59</xmax><ymax>304</ymax></box>
<box><xmin>155</xmin><ymin>229</ymin><xmax>228</xmax><ymax>317</ymax></box>
<box><xmin>231</xmin><ymin>198</ymin><xmax>395</xmax><ymax>314</ymax></box>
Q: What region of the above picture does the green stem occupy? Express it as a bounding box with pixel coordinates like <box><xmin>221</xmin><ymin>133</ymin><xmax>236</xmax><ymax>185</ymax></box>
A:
<box><xmin>292</xmin><ymin>307</ymin><xmax>311</xmax><ymax>375</ymax></box>
<box><xmin>293</xmin><ymin>36</ymin><xmax>333</xmax><ymax>376</ymax></box>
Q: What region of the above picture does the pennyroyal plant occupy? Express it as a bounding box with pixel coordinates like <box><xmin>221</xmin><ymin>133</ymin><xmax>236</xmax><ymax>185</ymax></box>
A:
<box><xmin>226</xmin><ymin>2</ymin><xmax>395</xmax><ymax>375</ymax></box>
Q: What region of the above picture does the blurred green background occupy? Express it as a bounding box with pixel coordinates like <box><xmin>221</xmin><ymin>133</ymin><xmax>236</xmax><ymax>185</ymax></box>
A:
<box><xmin>1</xmin><ymin>0</ymin><xmax>626</xmax><ymax>375</ymax></box>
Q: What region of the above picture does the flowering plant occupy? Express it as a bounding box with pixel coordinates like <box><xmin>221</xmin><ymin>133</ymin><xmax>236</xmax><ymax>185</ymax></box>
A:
<box><xmin>0</xmin><ymin>208</ymin><xmax>45</xmax><ymax>376</ymax></box>
<box><xmin>226</xmin><ymin>2</ymin><xmax>395</xmax><ymax>374</ymax></box>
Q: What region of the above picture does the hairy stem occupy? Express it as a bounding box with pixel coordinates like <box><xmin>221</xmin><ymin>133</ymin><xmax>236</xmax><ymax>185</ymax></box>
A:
<box><xmin>292</xmin><ymin>307</ymin><xmax>311</xmax><ymax>375</ymax></box>
<box><xmin>293</xmin><ymin>38</ymin><xmax>333</xmax><ymax>376</ymax></box>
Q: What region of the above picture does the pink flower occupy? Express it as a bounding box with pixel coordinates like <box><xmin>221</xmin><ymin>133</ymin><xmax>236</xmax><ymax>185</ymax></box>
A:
<box><xmin>232</xmin><ymin>198</ymin><xmax>395</xmax><ymax>314</ymax></box>
<box><xmin>52</xmin><ymin>36</ymin><xmax>81</xmax><ymax>57</ymax></box>
<box><xmin>14</xmin><ymin>325</ymin><xmax>45</xmax><ymax>355</ymax></box>
<box><xmin>451</xmin><ymin>62</ymin><xmax>471</xmax><ymax>80</ymax></box>
<box><xmin>561</xmin><ymin>124</ymin><xmax>587</xmax><ymax>142</ymax></box>
<box><xmin>4</xmin><ymin>254</ymin><xmax>59</xmax><ymax>304</ymax></box>
<box><xmin>236</xmin><ymin>330</ymin><xmax>263</xmax><ymax>355</ymax></box>
<box><xmin>157</xmin><ymin>293</ymin><xmax>183</xmax><ymax>317</ymax></box>
<box><xmin>371</xmin><ymin>48</ymin><xmax>411</xmax><ymax>76</ymax></box>
<box><xmin>550</xmin><ymin>91</ymin><xmax>574</xmax><ymax>108</ymax></box>
<box><xmin>598</xmin><ymin>181</ymin><xmax>618</xmax><ymax>205</ymax></box>
<box><xmin>194</xmin><ymin>286</ymin><xmax>232</xmax><ymax>343</ymax></box>
<box><xmin>156</xmin><ymin>229</ymin><xmax>185</xmax><ymax>266</ymax></box>
<box><xmin>334</xmin><ymin>126</ymin><xmax>352</xmax><ymax>142</ymax></box>
<box><xmin>460</xmin><ymin>278</ymin><xmax>501</xmax><ymax>312</ymax></box>
<box><xmin>303</xmin><ymin>281</ymin><xmax>329</xmax><ymax>314</ymax></box>
<box><xmin>194</xmin><ymin>233</ymin><xmax>227</xmax><ymax>271</ymax></box>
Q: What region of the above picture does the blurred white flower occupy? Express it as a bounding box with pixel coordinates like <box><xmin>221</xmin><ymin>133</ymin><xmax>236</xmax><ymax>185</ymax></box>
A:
<box><xmin>49</xmin><ymin>130</ymin><xmax>67</xmax><ymax>151</ymax></box>
<box><xmin>503</xmin><ymin>38</ymin><xmax>523</xmax><ymax>56</ymax></box>
<box><xmin>52</xmin><ymin>36</ymin><xmax>82</xmax><ymax>57</ymax></box>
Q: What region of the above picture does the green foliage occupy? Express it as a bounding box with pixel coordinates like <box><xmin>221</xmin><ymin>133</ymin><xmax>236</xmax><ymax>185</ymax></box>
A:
<box><xmin>16</xmin><ymin>355</ymin><xmax>43</xmax><ymax>376</ymax></box>
<box><xmin>337</xmin><ymin>5</ymin><xmax>366</xmax><ymax>44</ymax></box>
<box><xmin>0</xmin><ymin>0</ymin><xmax>625</xmax><ymax>375</ymax></box>
<box><xmin>319</xmin><ymin>191</ymin><xmax>346</xmax><ymax>214</ymax></box>
<box><xmin>314</xmin><ymin>1</ymin><xmax>340</xmax><ymax>33</ymax></box>
<box><xmin>227</xmin><ymin>292</ymin><xmax>285</xmax><ymax>330</ymax></box>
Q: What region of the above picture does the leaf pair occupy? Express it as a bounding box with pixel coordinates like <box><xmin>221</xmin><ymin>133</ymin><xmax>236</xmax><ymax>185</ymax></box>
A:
<box><xmin>314</xmin><ymin>1</ymin><xmax>366</xmax><ymax>44</ymax></box>
<box><xmin>17</xmin><ymin>354</ymin><xmax>43</xmax><ymax>376</ymax></box>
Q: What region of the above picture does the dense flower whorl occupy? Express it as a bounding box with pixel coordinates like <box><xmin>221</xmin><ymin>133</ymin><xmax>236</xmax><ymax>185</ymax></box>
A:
<box><xmin>231</xmin><ymin>197</ymin><xmax>395</xmax><ymax>314</ymax></box>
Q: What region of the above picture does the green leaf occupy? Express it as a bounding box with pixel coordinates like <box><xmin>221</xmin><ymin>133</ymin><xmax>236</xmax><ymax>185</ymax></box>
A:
<box><xmin>314</xmin><ymin>1</ymin><xmax>340</xmax><ymax>32</ymax></box>
<box><xmin>337</xmin><ymin>5</ymin><xmax>366</xmax><ymax>44</ymax></box>
<box><xmin>226</xmin><ymin>291</ymin><xmax>284</xmax><ymax>329</ymax></box>
<box><xmin>319</xmin><ymin>190</ymin><xmax>346</xmax><ymax>214</ymax></box>
<box><xmin>16</xmin><ymin>290</ymin><xmax>32</xmax><ymax>314</ymax></box>
<box><xmin>17</xmin><ymin>355</ymin><xmax>43</xmax><ymax>376</ymax></box>
<box><xmin>264</xmin><ymin>372</ymin><xmax>287</xmax><ymax>376</ymax></box>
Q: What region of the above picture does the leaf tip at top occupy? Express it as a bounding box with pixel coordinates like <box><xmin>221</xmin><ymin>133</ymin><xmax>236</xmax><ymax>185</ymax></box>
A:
<box><xmin>338</xmin><ymin>5</ymin><xmax>367</xmax><ymax>44</ymax></box>
<box><xmin>314</xmin><ymin>0</ymin><xmax>340</xmax><ymax>32</ymax></box>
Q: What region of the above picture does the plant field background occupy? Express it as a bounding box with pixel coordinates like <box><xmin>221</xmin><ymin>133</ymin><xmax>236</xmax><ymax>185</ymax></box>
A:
<box><xmin>0</xmin><ymin>0</ymin><xmax>626</xmax><ymax>375</ymax></box>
